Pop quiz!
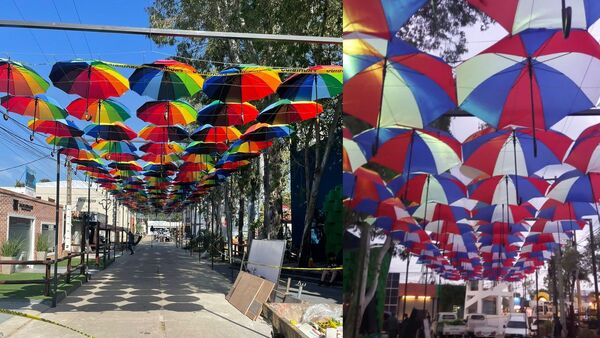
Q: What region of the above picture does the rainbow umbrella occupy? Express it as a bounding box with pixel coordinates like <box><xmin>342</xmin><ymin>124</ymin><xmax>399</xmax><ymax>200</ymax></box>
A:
<box><xmin>216</xmin><ymin>160</ymin><xmax>250</xmax><ymax>172</ymax></box>
<box><xmin>47</xmin><ymin>136</ymin><xmax>97</xmax><ymax>160</ymax></box>
<box><xmin>181</xmin><ymin>153</ymin><xmax>214</xmax><ymax>164</ymax></box>
<box><xmin>227</xmin><ymin>139</ymin><xmax>272</xmax><ymax>155</ymax></box>
<box><xmin>66</xmin><ymin>98</ymin><xmax>130</xmax><ymax>123</ymax></box>
<box><xmin>93</xmin><ymin>140</ymin><xmax>138</xmax><ymax>161</ymax></box>
<box><xmin>277</xmin><ymin>65</ymin><xmax>342</xmax><ymax>101</ymax></box>
<box><xmin>1</xmin><ymin>94</ymin><xmax>67</xmax><ymax>121</ymax></box>
<box><xmin>138</xmin><ymin>125</ymin><xmax>188</xmax><ymax>142</ymax></box>
<box><xmin>0</xmin><ymin>59</ymin><xmax>49</xmax><ymax>96</ymax></box>
<box><xmin>140</xmin><ymin>153</ymin><xmax>180</xmax><ymax>164</ymax></box>
<box><xmin>185</xmin><ymin>141</ymin><xmax>228</xmax><ymax>155</ymax></box>
<box><xmin>190</xmin><ymin>125</ymin><xmax>241</xmax><ymax>143</ymax></box>
<box><xmin>565</xmin><ymin>123</ymin><xmax>600</xmax><ymax>173</ymax></box>
<box><xmin>257</xmin><ymin>99</ymin><xmax>323</xmax><ymax>124</ymax></box>
<box><xmin>28</xmin><ymin>119</ymin><xmax>83</xmax><ymax>137</ymax></box>
<box><xmin>108</xmin><ymin>162</ymin><xmax>143</xmax><ymax>171</ymax></box>
<box><xmin>203</xmin><ymin>65</ymin><xmax>281</xmax><ymax>102</ymax></box>
<box><xmin>344</xmin><ymin>35</ymin><xmax>456</xmax><ymax>128</ymax></box>
<box><xmin>179</xmin><ymin>162</ymin><xmax>214</xmax><ymax>172</ymax></box>
<box><xmin>136</xmin><ymin>100</ymin><xmax>197</xmax><ymax>126</ymax></box>
<box><xmin>196</xmin><ymin>100</ymin><xmax>258</xmax><ymax>126</ymax></box>
<box><xmin>343</xmin><ymin>0</ymin><xmax>426</xmax><ymax>39</ymax></box>
<box><xmin>49</xmin><ymin>60</ymin><xmax>128</xmax><ymax>99</ymax></box>
<box><xmin>456</xmin><ymin>30</ymin><xmax>600</xmax><ymax>154</ymax></box>
<box><xmin>128</xmin><ymin>59</ymin><xmax>204</xmax><ymax>100</ymax></box>
<box><xmin>240</xmin><ymin>123</ymin><xmax>291</xmax><ymax>141</ymax></box>
<box><xmin>85</xmin><ymin>122</ymin><xmax>137</xmax><ymax>141</ymax></box>
<box><xmin>467</xmin><ymin>0</ymin><xmax>600</xmax><ymax>35</ymax></box>
<box><xmin>139</xmin><ymin>142</ymin><xmax>183</xmax><ymax>154</ymax></box>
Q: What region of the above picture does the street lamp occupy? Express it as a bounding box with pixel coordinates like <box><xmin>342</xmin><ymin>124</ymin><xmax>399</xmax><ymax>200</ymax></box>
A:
<box><xmin>99</xmin><ymin>192</ymin><xmax>112</xmax><ymax>269</ymax></box>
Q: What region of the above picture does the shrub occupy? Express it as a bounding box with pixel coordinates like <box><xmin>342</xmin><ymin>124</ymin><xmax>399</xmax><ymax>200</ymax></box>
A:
<box><xmin>36</xmin><ymin>234</ymin><xmax>50</xmax><ymax>252</ymax></box>
<box><xmin>0</xmin><ymin>238</ymin><xmax>24</xmax><ymax>257</ymax></box>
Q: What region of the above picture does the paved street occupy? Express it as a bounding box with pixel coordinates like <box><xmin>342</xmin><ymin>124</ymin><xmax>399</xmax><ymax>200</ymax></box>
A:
<box><xmin>0</xmin><ymin>240</ymin><xmax>272</xmax><ymax>338</ymax></box>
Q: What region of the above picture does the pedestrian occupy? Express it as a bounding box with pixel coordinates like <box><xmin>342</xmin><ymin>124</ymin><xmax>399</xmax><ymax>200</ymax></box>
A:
<box><xmin>553</xmin><ymin>314</ymin><xmax>562</xmax><ymax>338</ymax></box>
<box><xmin>383</xmin><ymin>312</ymin><xmax>398</xmax><ymax>338</ymax></box>
<box><xmin>318</xmin><ymin>252</ymin><xmax>338</xmax><ymax>286</ymax></box>
<box><xmin>127</xmin><ymin>230</ymin><xmax>135</xmax><ymax>255</ymax></box>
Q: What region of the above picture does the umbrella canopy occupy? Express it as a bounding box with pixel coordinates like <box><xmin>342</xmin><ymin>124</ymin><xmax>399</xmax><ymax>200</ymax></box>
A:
<box><xmin>457</xmin><ymin>29</ymin><xmax>600</xmax><ymax>131</ymax></box>
<box><xmin>467</xmin><ymin>0</ymin><xmax>600</xmax><ymax>35</ymax></box>
<box><xmin>140</xmin><ymin>153</ymin><xmax>180</xmax><ymax>164</ymax></box>
<box><xmin>227</xmin><ymin>139</ymin><xmax>272</xmax><ymax>155</ymax></box>
<box><xmin>138</xmin><ymin>125</ymin><xmax>188</xmax><ymax>142</ymax></box>
<box><xmin>546</xmin><ymin>170</ymin><xmax>600</xmax><ymax>203</ymax></box>
<box><xmin>196</xmin><ymin>100</ymin><xmax>258</xmax><ymax>126</ymax></box>
<box><xmin>93</xmin><ymin>140</ymin><xmax>138</xmax><ymax>161</ymax></box>
<box><xmin>139</xmin><ymin>142</ymin><xmax>184</xmax><ymax>154</ymax></box>
<box><xmin>190</xmin><ymin>125</ymin><xmax>241</xmax><ymax>143</ymax></box>
<box><xmin>85</xmin><ymin>122</ymin><xmax>137</xmax><ymax>141</ymax></box>
<box><xmin>343</xmin><ymin>167</ymin><xmax>393</xmax><ymax>215</ymax></box>
<box><xmin>136</xmin><ymin>100</ymin><xmax>197</xmax><ymax>126</ymax></box>
<box><xmin>203</xmin><ymin>65</ymin><xmax>281</xmax><ymax>102</ymax></box>
<box><xmin>179</xmin><ymin>162</ymin><xmax>214</xmax><ymax>172</ymax></box>
<box><xmin>529</xmin><ymin>219</ymin><xmax>585</xmax><ymax>233</ymax></box>
<box><xmin>0</xmin><ymin>59</ymin><xmax>49</xmax><ymax>96</ymax></box>
<box><xmin>472</xmin><ymin>204</ymin><xmax>535</xmax><ymax>223</ymax></box>
<box><xmin>185</xmin><ymin>141</ymin><xmax>228</xmax><ymax>155</ymax></box>
<box><xmin>388</xmin><ymin>173</ymin><xmax>466</xmax><ymax>205</ymax></box>
<box><xmin>47</xmin><ymin>135</ymin><xmax>93</xmax><ymax>151</ymax></box>
<box><xmin>343</xmin><ymin>135</ymin><xmax>367</xmax><ymax>173</ymax></box>
<box><xmin>537</xmin><ymin>199</ymin><xmax>596</xmax><ymax>221</ymax></box>
<box><xmin>354</xmin><ymin>126</ymin><xmax>461</xmax><ymax>174</ymax></box>
<box><xmin>462</xmin><ymin>128</ymin><xmax>572</xmax><ymax>177</ymax></box>
<box><xmin>565</xmin><ymin>123</ymin><xmax>600</xmax><ymax>173</ymax></box>
<box><xmin>257</xmin><ymin>99</ymin><xmax>323</xmax><ymax>124</ymax></box>
<box><xmin>66</xmin><ymin>98</ymin><xmax>130</xmax><ymax>123</ymax></box>
<box><xmin>277</xmin><ymin>65</ymin><xmax>342</xmax><ymax>101</ymax></box>
<box><xmin>128</xmin><ymin>59</ymin><xmax>204</xmax><ymax>100</ymax></box>
<box><xmin>28</xmin><ymin>119</ymin><xmax>83</xmax><ymax>137</ymax></box>
<box><xmin>1</xmin><ymin>94</ymin><xmax>67</xmax><ymax>120</ymax></box>
<box><xmin>240</xmin><ymin>123</ymin><xmax>292</xmax><ymax>141</ymax></box>
<box><xmin>343</xmin><ymin>0</ymin><xmax>426</xmax><ymax>39</ymax></box>
<box><xmin>344</xmin><ymin>35</ymin><xmax>456</xmax><ymax>128</ymax></box>
<box><xmin>49</xmin><ymin>60</ymin><xmax>129</xmax><ymax>99</ymax></box>
<box><xmin>108</xmin><ymin>161</ymin><xmax>143</xmax><ymax>171</ymax></box>
<box><xmin>468</xmin><ymin>175</ymin><xmax>549</xmax><ymax>205</ymax></box>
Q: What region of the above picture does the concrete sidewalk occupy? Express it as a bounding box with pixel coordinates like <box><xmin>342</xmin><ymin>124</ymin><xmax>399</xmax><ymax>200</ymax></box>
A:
<box><xmin>0</xmin><ymin>240</ymin><xmax>272</xmax><ymax>338</ymax></box>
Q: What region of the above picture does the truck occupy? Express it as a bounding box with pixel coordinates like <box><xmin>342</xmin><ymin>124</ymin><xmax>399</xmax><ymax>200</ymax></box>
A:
<box><xmin>464</xmin><ymin>313</ymin><xmax>498</xmax><ymax>338</ymax></box>
<box><xmin>431</xmin><ymin>312</ymin><xmax>466</xmax><ymax>338</ymax></box>
<box><xmin>503</xmin><ymin>313</ymin><xmax>529</xmax><ymax>338</ymax></box>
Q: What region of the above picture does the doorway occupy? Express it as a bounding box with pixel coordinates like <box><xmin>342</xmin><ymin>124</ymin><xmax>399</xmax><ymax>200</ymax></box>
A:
<box><xmin>8</xmin><ymin>216</ymin><xmax>34</xmax><ymax>261</ymax></box>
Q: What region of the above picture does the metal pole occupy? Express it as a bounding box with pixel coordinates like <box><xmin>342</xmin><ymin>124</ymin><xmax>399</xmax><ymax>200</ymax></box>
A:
<box><xmin>52</xmin><ymin>149</ymin><xmax>62</xmax><ymax>308</ymax></box>
<box><xmin>588</xmin><ymin>219</ymin><xmax>600</xmax><ymax>332</ymax></box>
<box><xmin>536</xmin><ymin>268</ymin><xmax>539</xmax><ymax>338</ymax></box>
<box><xmin>0</xmin><ymin>19</ymin><xmax>342</xmax><ymax>44</ymax></box>
<box><xmin>402</xmin><ymin>254</ymin><xmax>410</xmax><ymax>318</ymax></box>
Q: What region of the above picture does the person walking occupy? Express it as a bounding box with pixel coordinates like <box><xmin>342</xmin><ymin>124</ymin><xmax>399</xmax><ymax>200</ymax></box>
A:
<box><xmin>127</xmin><ymin>230</ymin><xmax>135</xmax><ymax>255</ymax></box>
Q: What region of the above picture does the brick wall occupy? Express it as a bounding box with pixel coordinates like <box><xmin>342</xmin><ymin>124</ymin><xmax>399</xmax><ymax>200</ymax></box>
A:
<box><xmin>0</xmin><ymin>188</ymin><xmax>64</xmax><ymax>257</ymax></box>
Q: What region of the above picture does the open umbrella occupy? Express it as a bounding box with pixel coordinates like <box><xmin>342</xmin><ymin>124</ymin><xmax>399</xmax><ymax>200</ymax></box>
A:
<box><xmin>546</xmin><ymin>170</ymin><xmax>600</xmax><ymax>203</ymax></box>
<box><xmin>138</xmin><ymin>125</ymin><xmax>188</xmax><ymax>142</ymax></box>
<box><xmin>277</xmin><ymin>65</ymin><xmax>342</xmax><ymax>101</ymax></box>
<box><xmin>29</xmin><ymin>119</ymin><xmax>83</xmax><ymax>137</ymax></box>
<box><xmin>136</xmin><ymin>100</ymin><xmax>197</xmax><ymax>126</ymax></box>
<box><xmin>50</xmin><ymin>60</ymin><xmax>128</xmax><ymax>99</ymax></box>
<box><xmin>468</xmin><ymin>175</ymin><xmax>549</xmax><ymax>205</ymax></box>
<box><xmin>565</xmin><ymin>123</ymin><xmax>600</xmax><ymax>173</ymax></box>
<box><xmin>343</xmin><ymin>134</ymin><xmax>367</xmax><ymax>173</ymax></box>
<box><xmin>0</xmin><ymin>59</ymin><xmax>49</xmax><ymax>96</ymax></box>
<box><xmin>141</xmin><ymin>153</ymin><xmax>180</xmax><ymax>164</ymax></box>
<box><xmin>257</xmin><ymin>99</ymin><xmax>323</xmax><ymax>124</ymax></box>
<box><xmin>93</xmin><ymin>140</ymin><xmax>138</xmax><ymax>161</ymax></box>
<box><xmin>184</xmin><ymin>141</ymin><xmax>228</xmax><ymax>155</ymax></box>
<box><xmin>196</xmin><ymin>100</ymin><xmax>258</xmax><ymax>126</ymax></box>
<box><xmin>139</xmin><ymin>142</ymin><xmax>183</xmax><ymax>154</ymax></box>
<box><xmin>240</xmin><ymin>123</ymin><xmax>292</xmax><ymax>141</ymax></box>
<box><xmin>66</xmin><ymin>97</ymin><xmax>130</xmax><ymax>123</ymax></box>
<box><xmin>203</xmin><ymin>65</ymin><xmax>281</xmax><ymax>102</ymax></box>
<box><xmin>190</xmin><ymin>125</ymin><xmax>241</xmax><ymax>143</ymax></box>
<box><xmin>85</xmin><ymin>122</ymin><xmax>137</xmax><ymax>141</ymax></box>
<box><xmin>1</xmin><ymin>94</ymin><xmax>67</xmax><ymax>140</ymax></box>
<box><xmin>388</xmin><ymin>173</ymin><xmax>466</xmax><ymax>205</ymax></box>
<box><xmin>128</xmin><ymin>59</ymin><xmax>204</xmax><ymax>100</ymax></box>
<box><xmin>343</xmin><ymin>0</ymin><xmax>426</xmax><ymax>39</ymax></box>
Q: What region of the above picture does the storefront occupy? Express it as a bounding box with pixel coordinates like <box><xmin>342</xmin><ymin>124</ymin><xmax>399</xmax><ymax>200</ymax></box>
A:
<box><xmin>0</xmin><ymin>188</ymin><xmax>64</xmax><ymax>259</ymax></box>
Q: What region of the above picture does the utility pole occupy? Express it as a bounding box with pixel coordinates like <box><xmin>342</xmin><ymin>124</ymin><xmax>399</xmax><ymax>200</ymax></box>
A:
<box><xmin>588</xmin><ymin>219</ymin><xmax>600</xmax><ymax>334</ymax></box>
<box><xmin>99</xmin><ymin>192</ymin><xmax>112</xmax><ymax>269</ymax></box>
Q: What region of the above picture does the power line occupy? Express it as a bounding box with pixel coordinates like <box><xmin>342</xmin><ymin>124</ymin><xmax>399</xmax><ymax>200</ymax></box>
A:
<box><xmin>0</xmin><ymin>154</ymin><xmax>50</xmax><ymax>172</ymax></box>
<box><xmin>70</xmin><ymin>0</ymin><xmax>94</xmax><ymax>58</ymax></box>
<box><xmin>51</xmin><ymin>0</ymin><xmax>78</xmax><ymax>58</ymax></box>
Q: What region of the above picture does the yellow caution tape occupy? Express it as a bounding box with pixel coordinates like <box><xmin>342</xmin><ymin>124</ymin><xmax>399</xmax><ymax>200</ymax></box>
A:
<box><xmin>246</xmin><ymin>261</ymin><xmax>343</xmax><ymax>271</ymax></box>
<box><xmin>0</xmin><ymin>308</ymin><xmax>94</xmax><ymax>337</ymax></box>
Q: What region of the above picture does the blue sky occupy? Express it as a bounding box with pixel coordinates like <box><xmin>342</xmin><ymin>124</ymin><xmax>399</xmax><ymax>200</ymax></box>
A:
<box><xmin>0</xmin><ymin>0</ymin><xmax>177</xmax><ymax>185</ymax></box>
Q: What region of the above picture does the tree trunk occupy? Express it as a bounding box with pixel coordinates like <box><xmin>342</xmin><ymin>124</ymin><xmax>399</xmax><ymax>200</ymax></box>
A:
<box><xmin>225</xmin><ymin>182</ymin><xmax>233</xmax><ymax>264</ymax></box>
<box><xmin>345</xmin><ymin>221</ymin><xmax>370</xmax><ymax>338</ymax></box>
<box><xmin>263</xmin><ymin>152</ymin><xmax>271</xmax><ymax>239</ymax></box>
<box><xmin>238</xmin><ymin>197</ymin><xmax>245</xmax><ymax>258</ymax></box>
<box><xmin>298</xmin><ymin>105</ymin><xmax>341</xmax><ymax>266</ymax></box>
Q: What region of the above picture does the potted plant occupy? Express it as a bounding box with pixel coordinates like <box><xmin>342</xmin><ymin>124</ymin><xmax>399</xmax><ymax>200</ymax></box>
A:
<box><xmin>0</xmin><ymin>238</ymin><xmax>24</xmax><ymax>274</ymax></box>
<box><xmin>35</xmin><ymin>234</ymin><xmax>49</xmax><ymax>260</ymax></box>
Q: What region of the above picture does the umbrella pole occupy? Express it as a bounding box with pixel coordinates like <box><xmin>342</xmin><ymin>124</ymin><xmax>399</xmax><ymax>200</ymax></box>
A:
<box><xmin>373</xmin><ymin>58</ymin><xmax>388</xmax><ymax>154</ymax></box>
<box><xmin>3</xmin><ymin>62</ymin><xmax>10</xmax><ymax>120</ymax></box>
<box><xmin>536</xmin><ymin>268</ymin><xmax>539</xmax><ymax>338</ymax></box>
<box><xmin>422</xmin><ymin>175</ymin><xmax>431</xmax><ymax>311</ymax></box>
<box><xmin>588</xmin><ymin>176</ymin><xmax>600</xmax><ymax>331</ymax></box>
<box><xmin>403</xmin><ymin>130</ymin><xmax>415</xmax><ymax>202</ymax></box>
<box><xmin>526</xmin><ymin>57</ymin><xmax>538</xmax><ymax>157</ymax></box>
<box><xmin>31</xmin><ymin>98</ymin><xmax>38</xmax><ymax>141</ymax></box>
<box><xmin>512</xmin><ymin>131</ymin><xmax>520</xmax><ymax>204</ymax></box>
<box><xmin>52</xmin><ymin>149</ymin><xmax>63</xmax><ymax>307</ymax></box>
<box><xmin>402</xmin><ymin>253</ymin><xmax>410</xmax><ymax>317</ymax></box>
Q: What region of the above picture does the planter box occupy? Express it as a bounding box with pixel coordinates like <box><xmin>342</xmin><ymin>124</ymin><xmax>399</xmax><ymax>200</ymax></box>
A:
<box><xmin>0</xmin><ymin>256</ymin><xmax>15</xmax><ymax>275</ymax></box>
<box><xmin>36</xmin><ymin>251</ymin><xmax>47</xmax><ymax>261</ymax></box>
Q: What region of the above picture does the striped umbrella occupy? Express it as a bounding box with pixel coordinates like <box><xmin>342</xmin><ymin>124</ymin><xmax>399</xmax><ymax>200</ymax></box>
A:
<box><xmin>257</xmin><ymin>99</ymin><xmax>323</xmax><ymax>124</ymax></box>
<box><xmin>1</xmin><ymin>94</ymin><xmax>67</xmax><ymax>139</ymax></box>
<box><xmin>546</xmin><ymin>170</ymin><xmax>600</xmax><ymax>203</ymax></box>
<box><xmin>240</xmin><ymin>123</ymin><xmax>292</xmax><ymax>141</ymax></box>
<box><xmin>28</xmin><ymin>119</ymin><xmax>83</xmax><ymax>138</ymax></box>
<box><xmin>66</xmin><ymin>98</ymin><xmax>130</xmax><ymax>123</ymax></box>
<box><xmin>85</xmin><ymin>122</ymin><xmax>137</xmax><ymax>141</ymax></box>
<box><xmin>565</xmin><ymin>123</ymin><xmax>600</xmax><ymax>173</ymax></box>
<box><xmin>468</xmin><ymin>175</ymin><xmax>549</xmax><ymax>205</ymax></box>
<box><xmin>128</xmin><ymin>59</ymin><xmax>204</xmax><ymax>100</ymax></box>
<box><xmin>136</xmin><ymin>100</ymin><xmax>197</xmax><ymax>126</ymax></box>
<box><xmin>0</xmin><ymin>59</ymin><xmax>49</xmax><ymax>96</ymax></box>
<box><xmin>196</xmin><ymin>101</ymin><xmax>258</xmax><ymax>126</ymax></box>
<box><xmin>49</xmin><ymin>60</ymin><xmax>128</xmax><ymax>99</ymax></box>
<box><xmin>203</xmin><ymin>65</ymin><xmax>281</xmax><ymax>102</ymax></box>
<box><xmin>139</xmin><ymin>142</ymin><xmax>183</xmax><ymax>155</ymax></box>
<box><xmin>138</xmin><ymin>125</ymin><xmax>188</xmax><ymax>142</ymax></box>
<box><xmin>343</xmin><ymin>0</ymin><xmax>426</xmax><ymax>39</ymax></box>
<box><xmin>190</xmin><ymin>125</ymin><xmax>241</xmax><ymax>143</ymax></box>
<box><xmin>277</xmin><ymin>65</ymin><xmax>342</xmax><ymax>101</ymax></box>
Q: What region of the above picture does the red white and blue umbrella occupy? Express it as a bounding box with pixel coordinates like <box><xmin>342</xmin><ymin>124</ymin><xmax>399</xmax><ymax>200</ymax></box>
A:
<box><xmin>343</xmin><ymin>167</ymin><xmax>393</xmax><ymax>215</ymax></box>
<box><xmin>565</xmin><ymin>123</ymin><xmax>600</xmax><ymax>173</ymax></box>
<box><xmin>343</xmin><ymin>0</ymin><xmax>426</xmax><ymax>39</ymax></box>
<box><xmin>472</xmin><ymin>204</ymin><xmax>535</xmax><ymax>223</ymax></box>
<box><xmin>546</xmin><ymin>170</ymin><xmax>600</xmax><ymax>203</ymax></box>
<box><xmin>530</xmin><ymin>219</ymin><xmax>585</xmax><ymax>233</ymax></box>
<box><xmin>388</xmin><ymin>173</ymin><xmax>467</xmax><ymax>205</ymax></box>
<box><xmin>537</xmin><ymin>199</ymin><xmax>597</xmax><ymax>220</ymax></box>
<box><xmin>468</xmin><ymin>175</ymin><xmax>549</xmax><ymax>205</ymax></box>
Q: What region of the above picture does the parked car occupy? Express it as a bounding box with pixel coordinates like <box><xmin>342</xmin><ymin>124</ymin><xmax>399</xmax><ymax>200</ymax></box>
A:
<box><xmin>432</xmin><ymin>312</ymin><xmax>466</xmax><ymax>338</ymax></box>
<box><xmin>504</xmin><ymin>313</ymin><xmax>529</xmax><ymax>338</ymax></box>
<box><xmin>465</xmin><ymin>313</ymin><xmax>498</xmax><ymax>338</ymax></box>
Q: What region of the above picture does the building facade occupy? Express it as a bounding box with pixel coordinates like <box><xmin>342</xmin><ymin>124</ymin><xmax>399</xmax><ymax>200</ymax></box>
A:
<box><xmin>0</xmin><ymin>188</ymin><xmax>64</xmax><ymax>259</ymax></box>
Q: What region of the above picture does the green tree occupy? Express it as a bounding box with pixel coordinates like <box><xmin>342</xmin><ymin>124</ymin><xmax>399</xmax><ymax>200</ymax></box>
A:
<box><xmin>14</xmin><ymin>180</ymin><xmax>24</xmax><ymax>188</ymax></box>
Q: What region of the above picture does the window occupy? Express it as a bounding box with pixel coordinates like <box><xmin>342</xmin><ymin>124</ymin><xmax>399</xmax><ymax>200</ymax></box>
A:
<box><xmin>384</xmin><ymin>273</ymin><xmax>400</xmax><ymax>316</ymax></box>
<box><xmin>507</xmin><ymin>321</ymin><xmax>527</xmax><ymax>328</ymax></box>
<box><xmin>41</xmin><ymin>224</ymin><xmax>55</xmax><ymax>252</ymax></box>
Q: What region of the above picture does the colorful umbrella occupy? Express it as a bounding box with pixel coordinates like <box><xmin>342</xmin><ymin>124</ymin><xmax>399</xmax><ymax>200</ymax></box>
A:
<box><xmin>203</xmin><ymin>65</ymin><xmax>281</xmax><ymax>102</ymax></box>
<box><xmin>343</xmin><ymin>134</ymin><xmax>367</xmax><ymax>173</ymax></box>
<box><xmin>240</xmin><ymin>123</ymin><xmax>292</xmax><ymax>141</ymax></box>
<box><xmin>136</xmin><ymin>100</ymin><xmax>197</xmax><ymax>126</ymax></box>
<box><xmin>138</xmin><ymin>125</ymin><xmax>188</xmax><ymax>142</ymax></box>
<box><xmin>467</xmin><ymin>0</ymin><xmax>600</xmax><ymax>35</ymax></box>
<box><xmin>66</xmin><ymin>98</ymin><xmax>130</xmax><ymax>123</ymax></box>
<box><xmin>108</xmin><ymin>161</ymin><xmax>143</xmax><ymax>171</ymax></box>
<box><xmin>85</xmin><ymin>122</ymin><xmax>137</xmax><ymax>141</ymax></box>
<box><xmin>343</xmin><ymin>0</ymin><xmax>426</xmax><ymax>39</ymax></box>
<box><xmin>139</xmin><ymin>142</ymin><xmax>183</xmax><ymax>155</ymax></box>
<box><xmin>184</xmin><ymin>141</ymin><xmax>228</xmax><ymax>155</ymax></box>
<box><xmin>537</xmin><ymin>199</ymin><xmax>597</xmax><ymax>221</ymax></box>
<box><xmin>196</xmin><ymin>100</ymin><xmax>258</xmax><ymax>126</ymax></box>
<box><xmin>344</xmin><ymin>35</ymin><xmax>456</xmax><ymax>128</ymax></box>
<box><xmin>0</xmin><ymin>59</ymin><xmax>49</xmax><ymax>96</ymax></box>
<box><xmin>140</xmin><ymin>153</ymin><xmax>180</xmax><ymax>164</ymax></box>
<box><xmin>472</xmin><ymin>204</ymin><xmax>535</xmax><ymax>223</ymax></box>
<box><xmin>1</xmin><ymin>94</ymin><xmax>67</xmax><ymax>137</ymax></box>
<box><xmin>277</xmin><ymin>65</ymin><xmax>342</xmax><ymax>101</ymax></box>
<box><xmin>128</xmin><ymin>59</ymin><xmax>204</xmax><ymax>100</ymax></box>
<box><xmin>546</xmin><ymin>170</ymin><xmax>600</xmax><ymax>203</ymax></box>
<box><xmin>28</xmin><ymin>119</ymin><xmax>83</xmax><ymax>137</ymax></box>
<box><xmin>388</xmin><ymin>173</ymin><xmax>466</xmax><ymax>205</ymax></box>
<box><xmin>190</xmin><ymin>125</ymin><xmax>241</xmax><ymax>143</ymax></box>
<box><xmin>565</xmin><ymin>123</ymin><xmax>600</xmax><ymax>173</ymax></box>
<box><xmin>49</xmin><ymin>60</ymin><xmax>129</xmax><ymax>99</ymax></box>
<box><xmin>457</xmin><ymin>29</ymin><xmax>600</xmax><ymax>152</ymax></box>
<box><xmin>529</xmin><ymin>219</ymin><xmax>585</xmax><ymax>233</ymax></box>
<box><xmin>93</xmin><ymin>140</ymin><xmax>138</xmax><ymax>161</ymax></box>
<box><xmin>180</xmin><ymin>153</ymin><xmax>214</xmax><ymax>163</ymax></box>
<box><xmin>256</xmin><ymin>99</ymin><xmax>323</xmax><ymax>124</ymax></box>
<box><xmin>468</xmin><ymin>175</ymin><xmax>549</xmax><ymax>205</ymax></box>
<box><xmin>343</xmin><ymin>167</ymin><xmax>393</xmax><ymax>215</ymax></box>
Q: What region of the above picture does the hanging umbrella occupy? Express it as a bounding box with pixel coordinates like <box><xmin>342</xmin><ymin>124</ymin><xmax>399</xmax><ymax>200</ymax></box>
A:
<box><xmin>136</xmin><ymin>100</ymin><xmax>197</xmax><ymax>126</ymax></box>
<box><xmin>216</xmin><ymin>160</ymin><xmax>250</xmax><ymax>172</ymax></box>
<box><xmin>343</xmin><ymin>0</ymin><xmax>426</xmax><ymax>38</ymax></box>
<box><xmin>388</xmin><ymin>173</ymin><xmax>466</xmax><ymax>205</ymax></box>
<box><xmin>468</xmin><ymin>175</ymin><xmax>549</xmax><ymax>205</ymax></box>
<box><xmin>184</xmin><ymin>141</ymin><xmax>228</xmax><ymax>155</ymax></box>
<box><xmin>128</xmin><ymin>59</ymin><xmax>204</xmax><ymax>100</ymax></box>
<box><xmin>227</xmin><ymin>139</ymin><xmax>272</xmax><ymax>155</ymax></box>
<box><xmin>354</xmin><ymin>126</ymin><xmax>461</xmax><ymax>175</ymax></box>
<box><xmin>462</xmin><ymin>127</ymin><xmax>572</xmax><ymax>177</ymax></box>
<box><xmin>343</xmin><ymin>134</ymin><xmax>367</xmax><ymax>173</ymax></box>
<box><xmin>467</xmin><ymin>0</ymin><xmax>600</xmax><ymax>35</ymax></box>
<box><xmin>277</xmin><ymin>65</ymin><xmax>342</xmax><ymax>101</ymax></box>
<box><xmin>190</xmin><ymin>125</ymin><xmax>241</xmax><ymax>143</ymax></box>
<box><xmin>138</xmin><ymin>125</ymin><xmax>188</xmax><ymax>142</ymax></box>
<box><xmin>49</xmin><ymin>60</ymin><xmax>128</xmax><ymax>99</ymax></box>
<box><xmin>529</xmin><ymin>219</ymin><xmax>585</xmax><ymax>233</ymax></box>
<box><xmin>141</xmin><ymin>153</ymin><xmax>180</xmax><ymax>164</ymax></box>
<box><xmin>139</xmin><ymin>142</ymin><xmax>183</xmax><ymax>154</ymax></box>
<box><xmin>85</xmin><ymin>122</ymin><xmax>137</xmax><ymax>141</ymax></box>
<box><xmin>108</xmin><ymin>162</ymin><xmax>143</xmax><ymax>171</ymax></box>
<box><xmin>203</xmin><ymin>65</ymin><xmax>281</xmax><ymax>102</ymax></box>
<box><xmin>409</xmin><ymin>203</ymin><xmax>470</xmax><ymax>223</ymax></box>
<box><xmin>28</xmin><ymin>119</ymin><xmax>83</xmax><ymax>137</ymax></box>
<box><xmin>565</xmin><ymin>123</ymin><xmax>600</xmax><ymax>173</ymax></box>
<box><xmin>537</xmin><ymin>199</ymin><xmax>596</xmax><ymax>221</ymax></box>
<box><xmin>343</xmin><ymin>167</ymin><xmax>393</xmax><ymax>215</ymax></box>
<box><xmin>196</xmin><ymin>100</ymin><xmax>258</xmax><ymax>126</ymax></box>
<box><xmin>472</xmin><ymin>204</ymin><xmax>535</xmax><ymax>224</ymax></box>
<box><xmin>344</xmin><ymin>35</ymin><xmax>456</xmax><ymax>129</ymax></box>
<box><xmin>93</xmin><ymin>140</ymin><xmax>138</xmax><ymax>161</ymax></box>
<box><xmin>457</xmin><ymin>30</ymin><xmax>600</xmax><ymax>154</ymax></box>
<box><xmin>66</xmin><ymin>97</ymin><xmax>130</xmax><ymax>123</ymax></box>
<box><xmin>0</xmin><ymin>59</ymin><xmax>49</xmax><ymax>96</ymax></box>
<box><xmin>256</xmin><ymin>99</ymin><xmax>323</xmax><ymax>124</ymax></box>
<box><xmin>46</xmin><ymin>136</ymin><xmax>96</xmax><ymax>159</ymax></box>
<box><xmin>546</xmin><ymin>170</ymin><xmax>600</xmax><ymax>203</ymax></box>
<box><xmin>180</xmin><ymin>153</ymin><xmax>214</xmax><ymax>164</ymax></box>
<box><xmin>240</xmin><ymin>123</ymin><xmax>292</xmax><ymax>141</ymax></box>
<box><xmin>179</xmin><ymin>162</ymin><xmax>214</xmax><ymax>172</ymax></box>
<box><xmin>143</xmin><ymin>162</ymin><xmax>177</xmax><ymax>172</ymax></box>
<box><xmin>1</xmin><ymin>94</ymin><xmax>67</xmax><ymax>121</ymax></box>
